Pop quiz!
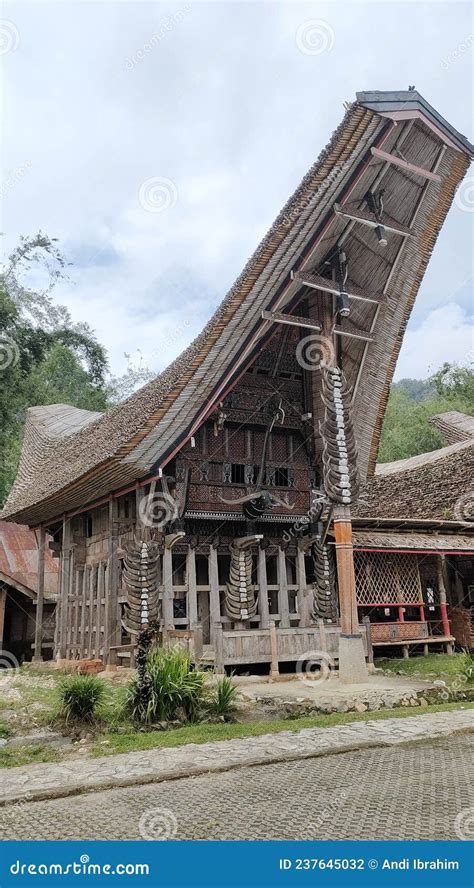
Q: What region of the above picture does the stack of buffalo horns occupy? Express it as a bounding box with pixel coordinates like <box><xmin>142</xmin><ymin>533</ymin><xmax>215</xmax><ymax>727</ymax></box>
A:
<box><xmin>320</xmin><ymin>366</ymin><xmax>359</xmax><ymax>505</ymax></box>
<box><xmin>123</xmin><ymin>535</ymin><xmax>161</xmax><ymax>634</ymax></box>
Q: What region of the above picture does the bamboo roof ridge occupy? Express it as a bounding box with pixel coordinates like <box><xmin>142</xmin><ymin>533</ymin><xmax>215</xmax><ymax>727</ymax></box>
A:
<box><xmin>2</xmin><ymin>89</ymin><xmax>473</xmax><ymax>527</ymax></box>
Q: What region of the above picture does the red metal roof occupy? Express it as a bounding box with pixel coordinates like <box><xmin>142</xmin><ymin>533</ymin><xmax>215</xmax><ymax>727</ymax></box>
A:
<box><xmin>0</xmin><ymin>521</ymin><xmax>58</xmax><ymax>599</ymax></box>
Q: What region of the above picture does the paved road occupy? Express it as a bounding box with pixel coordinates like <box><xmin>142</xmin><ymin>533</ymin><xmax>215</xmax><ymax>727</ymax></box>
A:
<box><xmin>2</xmin><ymin>735</ymin><xmax>473</xmax><ymax>841</ymax></box>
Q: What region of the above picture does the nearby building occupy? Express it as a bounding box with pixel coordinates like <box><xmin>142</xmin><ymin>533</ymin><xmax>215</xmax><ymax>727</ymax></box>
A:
<box><xmin>1</xmin><ymin>90</ymin><xmax>473</xmax><ymax>675</ymax></box>
<box><xmin>0</xmin><ymin>522</ymin><xmax>58</xmax><ymax>664</ymax></box>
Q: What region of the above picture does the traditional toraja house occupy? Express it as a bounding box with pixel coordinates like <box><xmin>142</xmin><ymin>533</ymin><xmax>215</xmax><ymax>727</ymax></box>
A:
<box><xmin>0</xmin><ymin>522</ymin><xmax>58</xmax><ymax>664</ymax></box>
<box><xmin>353</xmin><ymin>410</ymin><xmax>474</xmax><ymax>656</ymax></box>
<box><xmin>1</xmin><ymin>90</ymin><xmax>473</xmax><ymax>679</ymax></box>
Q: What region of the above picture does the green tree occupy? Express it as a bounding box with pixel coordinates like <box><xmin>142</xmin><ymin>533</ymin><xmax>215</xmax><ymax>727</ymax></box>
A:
<box><xmin>379</xmin><ymin>363</ymin><xmax>474</xmax><ymax>463</ymax></box>
<box><xmin>0</xmin><ymin>233</ymin><xmax>109</xmax><ymax>504</ymax></box>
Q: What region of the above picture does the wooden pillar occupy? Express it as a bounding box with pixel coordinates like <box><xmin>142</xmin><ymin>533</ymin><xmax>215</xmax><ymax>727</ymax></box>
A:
<box><xmin>214</xmin><ymin>621</ymin><xmax>225</xmax><ymax>675</ymax></box>
<box><xmin>33</xmin><ymin>526</ymin><xmax>46</xmax><ymax>662</ymax></box>
<box><xmin>186</xmin><ymin>546</ymin><xmax>198</xmax><ymax>628</ymax></box>
<box><xmin>437</xmin><ymin>554</ymin><xmax>451</xmax><ymax>637</ymax></box>
<box><xmin>80</xmin><ymin>567</ymin><xmax>87</xmax><ymax>657</ymax></box>
<box><xmin>333</xmin><ymin>507</ymin><xmax>359</xmax><ymax>635</ymax></box>
<box><xmin>58</xmin><ymin>517</ymin><xmax>71</xmax><ymax>662</ymax></box>
<box><xmin>277</xmin><ymin>547</ymin><xmax>290</xmax><ymax>628</ymax></box>
<box><xmin>296</xmin><ymin>543</ymin><xmax>309</xmax><ymax>627</ymax></box>
<box><xmin>209</xmin><ymin>544</ymin><xmax>221</xmax><ymax>643</ymax></box>
<box><xmin>269</xmin><ymin>620</ymin><xmax>279</xmax><ymax>679</ymax></box>
<box><xmin>96</xmin><ymin>563</ymin><xmax>104</xmax><ymax>658</ymax></box>
<box><xmin>162</xmin><ymin>547</ymin><xmax>175</xmax><ymax>632</ymax></box>
<box><xmin>104</xmin><ymin>499</ymin><xmax>119</xmax><ymax>669</ymax></box>
<box><xmin>257</xmin><ymin>546</ymin><xmax>270</xmax><ymax>630</ymax></box>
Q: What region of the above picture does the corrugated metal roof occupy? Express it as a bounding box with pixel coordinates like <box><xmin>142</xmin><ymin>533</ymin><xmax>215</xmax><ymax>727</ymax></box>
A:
<box><xmin>0</xmin><ymin>522</ymin><xmax>58</xmax><ymax>599</ymax></box>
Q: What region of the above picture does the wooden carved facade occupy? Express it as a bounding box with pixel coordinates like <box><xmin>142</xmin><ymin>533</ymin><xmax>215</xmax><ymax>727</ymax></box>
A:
<box><xmin>2</xmin><ymin>90</ymin><xmax>473</xmax><ymax>666</ymax></box>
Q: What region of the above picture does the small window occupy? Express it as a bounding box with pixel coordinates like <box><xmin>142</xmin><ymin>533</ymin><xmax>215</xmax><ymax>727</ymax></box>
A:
<box><xmin>86</xmin><ymin>515</ymin><xmax>93</xmax><ymax>537</ymax></box>
<box><xmin>231</xmin><ymin>464</ymin><xmax>245</xmax><ymax>484</ymax></box>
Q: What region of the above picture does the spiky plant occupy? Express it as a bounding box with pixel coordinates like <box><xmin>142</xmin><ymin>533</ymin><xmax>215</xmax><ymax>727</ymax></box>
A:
<box><xmin>127</xmin><ymin>646</ymin><xmax>206</xmax><ymax>724</ymax></box>
<box><xmin>207</xmin><ymin>675</ymin><xmax>238</xmax><ymax>718</ymax></box>
<box><xmin>58</xmin><ymin>674</ymin><xmax>106</xmax><ymax>724</ymax></box>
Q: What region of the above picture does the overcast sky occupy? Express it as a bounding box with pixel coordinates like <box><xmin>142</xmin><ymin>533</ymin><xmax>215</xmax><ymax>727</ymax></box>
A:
<box><xmin>2</xmin><ymin>0</ymin><xmax>473</xmax><ymax>382</ymax></box>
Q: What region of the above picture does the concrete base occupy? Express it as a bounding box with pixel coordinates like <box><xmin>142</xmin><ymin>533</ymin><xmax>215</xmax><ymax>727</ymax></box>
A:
<box><xmin>338</xmin><ymin>634</ymin><xmax>368</xmax><ymax>684</ymax></box>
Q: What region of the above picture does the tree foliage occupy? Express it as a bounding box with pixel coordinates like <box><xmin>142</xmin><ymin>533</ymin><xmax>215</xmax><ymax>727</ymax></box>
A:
<box><xmin>378</xmin><ymin>363</ymin><xmax>474</xmax><ymax>463</ymax></box>
<box><xmin>0</xmin><ymin>233</ymin><xmax>110</xmax><ymax>505</ymax></box>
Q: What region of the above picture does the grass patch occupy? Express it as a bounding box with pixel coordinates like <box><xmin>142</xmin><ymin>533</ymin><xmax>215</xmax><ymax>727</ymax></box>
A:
<box><xmin>0</xmin><ymin>744</ymin><xmax>61</xmax><ymax>769</ymax></box>
<box><xmin>0</xmin><ymin>721</ymin><xmax>13</xmax><ymax>739</ymax></box>
<box><xmin>377</xmin><ymin>653</ymin><xmax>471</xmax><ymax>679</ymax></box>
<box><xmin>92</xmin><ymin>700</ymin><xmax>474</xmax><ymax>757</ymax></box>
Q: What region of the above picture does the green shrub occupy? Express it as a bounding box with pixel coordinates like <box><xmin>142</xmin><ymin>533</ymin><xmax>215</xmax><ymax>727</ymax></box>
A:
<box><xmin>127</xmin><ymin>646</ymin><xmax>206</xmax><ymax>724</ymax></box>
<box><xmin>58</xmin><ymin>674</ymin><xmax>106</xmax><ymax>724</ymax></box>
<box><xmin>207</xmin><ymin>676</ymin><xmax>238</xmax><ymax>718</ymax></box>
<box><xmin>459</xmin><ymin>650</ymin><xmax>474</xmax><ymax>683</ymax></box>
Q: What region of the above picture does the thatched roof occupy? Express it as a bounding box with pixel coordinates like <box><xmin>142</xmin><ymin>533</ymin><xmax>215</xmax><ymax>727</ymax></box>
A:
<box><xmin>356</xmin><ymin>428</ymin><xmax>474</xmax><ymax>521</ymax></box>
<box><xmin>429</xmin><ymin>410</ymin><xmax>474</xmax><ymax>444</ymax></box>
<box><xmin>3</xmin><ymin>89</ymin><xmax>473</xmax><ymax>527</ymax></box>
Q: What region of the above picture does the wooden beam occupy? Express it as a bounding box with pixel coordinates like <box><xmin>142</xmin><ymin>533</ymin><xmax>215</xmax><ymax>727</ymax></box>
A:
<box><xmin>333</xmin><ymin>323</ymin><xmax>373</xmax><ymax>343</ymax></box>
<box><xmin>291</xmin><ymin>270</ymin><xmax>385</xmax><ymax>306</ymax></box>
<box><xmin>333</xmin><ymin>202</ymin><xmax>413</xmax><ymax>238</ymax></box>
<box><xmin>261</xmin><ymin>309</ymin><xmax>321</xmax><ymax>332</ymax></box>
<box><xmin>370</xmin><ymin>146</ymin><xmax>442</xmax><ymax>182</ymax></box>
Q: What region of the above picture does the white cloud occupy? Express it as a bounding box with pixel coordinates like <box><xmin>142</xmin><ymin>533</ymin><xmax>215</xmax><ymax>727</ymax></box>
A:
<box><xmin>395</xmin><ymin>303</ymin><xmax>474</xmax><ymax>380</ymax></box>
<box><xmin>2</xmin><ymin>0</ymin><xmax>473</xmax><ymax>380</ymax></box>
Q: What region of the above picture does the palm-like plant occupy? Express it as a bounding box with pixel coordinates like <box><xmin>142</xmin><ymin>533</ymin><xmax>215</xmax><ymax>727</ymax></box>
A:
<box><xmin>127</xmin><ymin>646</ymin><xmax>206</xmax><ymax>724</ymax></box>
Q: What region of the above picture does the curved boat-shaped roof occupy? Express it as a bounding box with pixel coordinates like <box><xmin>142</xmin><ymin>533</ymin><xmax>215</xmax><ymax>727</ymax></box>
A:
<box><xmin>2</xmin><ymin>89</ymin><xmax>473</xmax><ymax>526</ymax></box>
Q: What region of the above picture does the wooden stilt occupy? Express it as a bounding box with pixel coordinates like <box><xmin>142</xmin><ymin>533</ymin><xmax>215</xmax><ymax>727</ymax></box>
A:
<box><xmin>437</xmin><ymin>554</ymin><xmax>451</xmax><ymax>637</ymax></box>
<box><xmin>104</xmin><ymin>499</ymin><xmax>119</xmax><ymax>669</ymax></box>
<box><xmin>277</xmin><ymin>547</ymin><xmax>290</xmax><ymax>628</ymax></box>
<box><xmin>209</xmin><ymin>545</ymin><xmax>221</xmax><ymax>644</ymax></box>
<box><xmin>58</xmin><ymin>517</ymin><xmax>71</xmax><ymax>662</ymax></box>
<box><xmin>162</xmin><ymin>547</ymin><xmax>175</xmax><ymax>631</ymax></box>
<box><xmin>186</xmin><ymin>546</ymin><xmax>198</xmax><ymax>628</ymax></box>
<box><xmin>33</xmin><ymin>526</ymin><xmax>45</xmax><ymax>662</ymax></box>
<box><xmin>214</xmin><ymin>622</ymin><xmax>225</xmax><ymax>675</ymax></box>
<box><xmin>269</xmin><ymin>620</ymin><xmax>279</xmax><ymax>680</ymax></box>
<box><xmin>333</xmin><ymin>507</ymin><xmax>359</xmax><ymax>635</ymax></box>
<box><xmin>257</xmin><ymin>546</ymin><xmax>270</xmax><ymax>630</ymax></box>
<box><xmin>296</xmin><ymin>543</ymin><xmax>309</xmax><ymax>627</ymax></box>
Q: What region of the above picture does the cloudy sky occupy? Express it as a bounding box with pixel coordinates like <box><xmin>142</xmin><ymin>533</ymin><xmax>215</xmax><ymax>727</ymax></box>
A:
<box><xmin>2</xmin><ymin>0</ymin><xmax>473</xmax><ymax>382</ymax></box>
